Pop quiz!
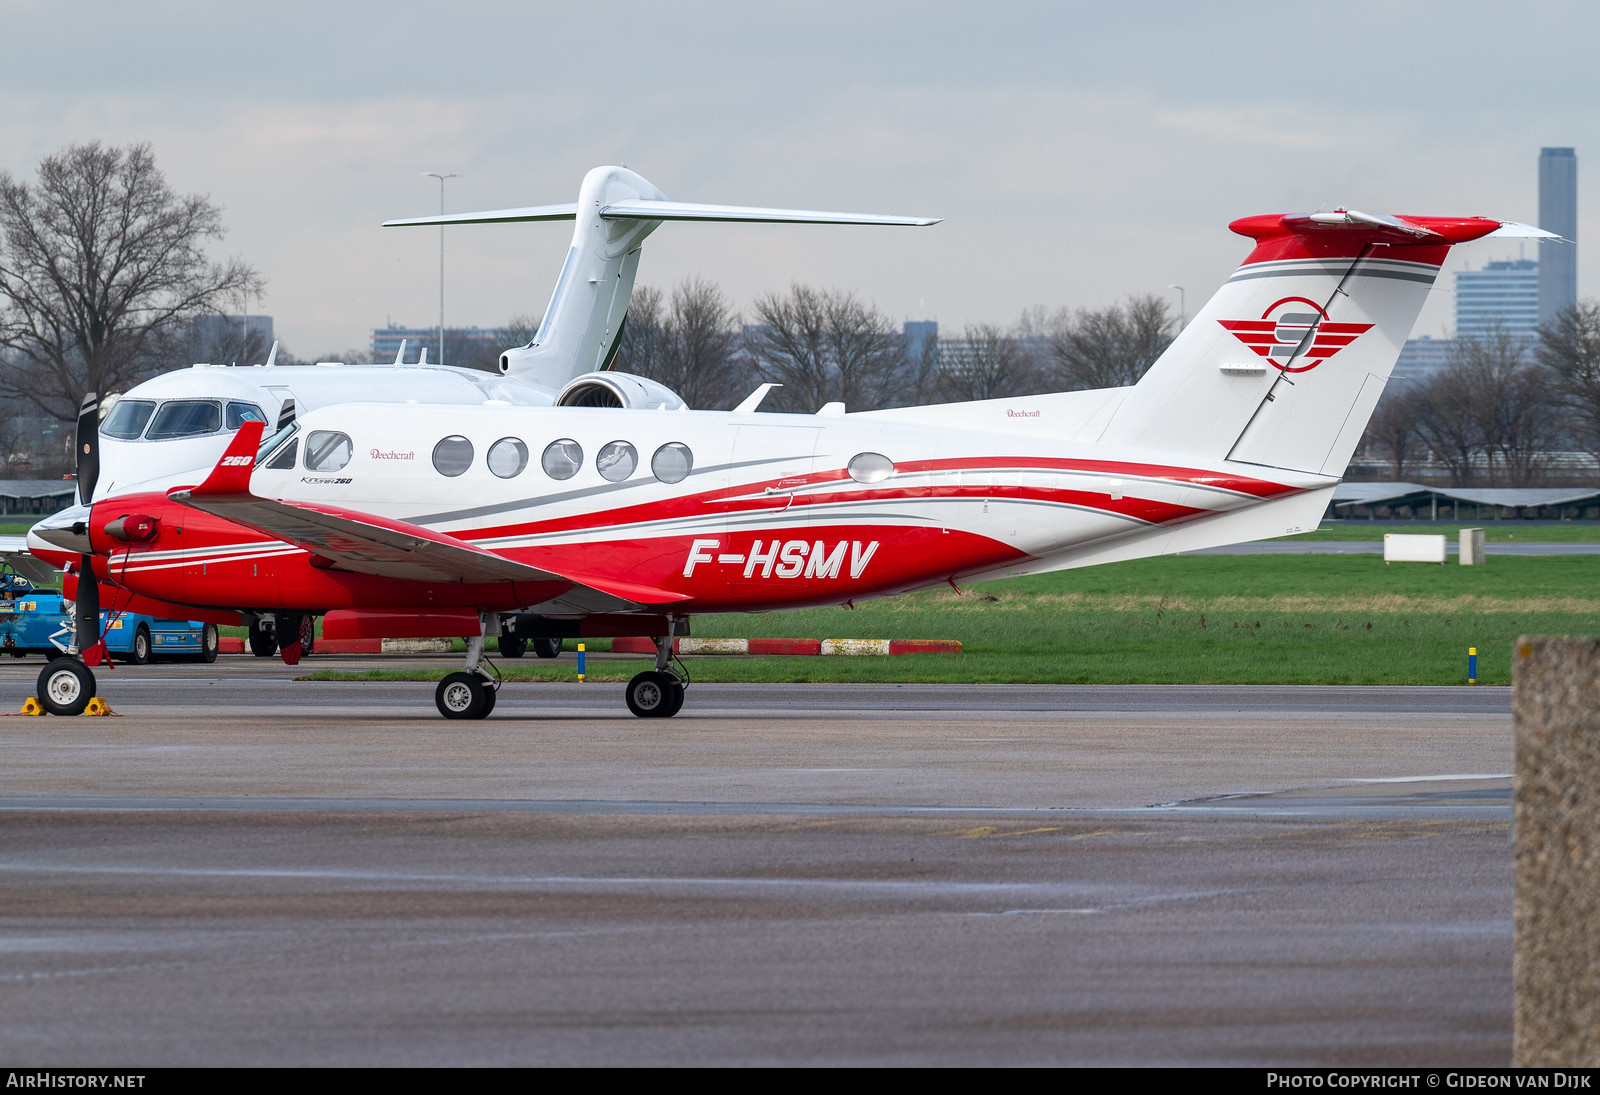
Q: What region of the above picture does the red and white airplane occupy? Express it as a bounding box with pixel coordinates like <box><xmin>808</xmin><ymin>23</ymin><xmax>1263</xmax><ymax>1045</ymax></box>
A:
<box><xmin>28</xmin><ymin>168</ymin><xmax>1551</xmax><ymax>719</ymax></box>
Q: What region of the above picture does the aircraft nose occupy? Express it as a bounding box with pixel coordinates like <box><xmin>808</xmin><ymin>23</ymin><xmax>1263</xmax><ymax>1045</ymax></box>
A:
<box><xmin>28</xmin><ymin>504</ymin><xmax>94</xmax><ymax>555</ymax></box>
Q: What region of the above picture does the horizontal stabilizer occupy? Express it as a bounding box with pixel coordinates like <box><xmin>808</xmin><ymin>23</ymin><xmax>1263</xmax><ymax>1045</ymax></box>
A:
<box><xmin>384</xmin><ymin>200</ymin><xmax>938</xmax><ymax>228</ymax></box>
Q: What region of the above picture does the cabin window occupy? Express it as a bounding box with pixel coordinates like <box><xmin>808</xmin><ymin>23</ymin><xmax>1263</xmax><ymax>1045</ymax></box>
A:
<box><xmin>488</xmin><ymin>437</ymin><xmax>529</xmax><ymax>479</ymax></box>
<box><xmin>848</xmin><ymin>452</ymin><xmax>895</xmax><ymax>484</ymax></box>
<box><xmin>306</xmin><ymin>431</ymin><xmax>353</xmax><ymax>472</ymax></box>
<box><xmin>432</xmin><ymin>435</ymin><xmax>474</xmax><ymax>477</ymax></box>
<box><xmin>651</xmin><ymin>442</ymin><xmax>693</xmax><ymax>484</ymax></box>
<box><xmin>541</xmin><ymin>438</ymin><xmax>583</xmax><ymax>480</ymax></box>
<box><xmin>596</xmin><ymin>441</ymin><xmax>637</xmax><ymax>483</ymax></box>
<box><xmin>266</xmin><ymin>438</ymin><xmax>299</xmax><ymax>470</ymax></box>
<box><xmin>146</xmin><ymin>400</ymin><xmax>222</xmax><ymax>440</ymax></box>
<box><xmin>103</xmin><ymin>400</ymin><xmax>156</xmax><ymax>440</ymax></box>
<box><xmin>226</xmin><ymin>402</ymin><xmax>267</xmax><ymax>430</ymax></box>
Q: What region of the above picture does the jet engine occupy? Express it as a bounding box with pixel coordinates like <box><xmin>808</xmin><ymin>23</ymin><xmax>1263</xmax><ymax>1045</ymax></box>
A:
<box><xmin>553</xmin><ymin>372</ymin><xmax>687</xmax><ymax>411</ymax></box>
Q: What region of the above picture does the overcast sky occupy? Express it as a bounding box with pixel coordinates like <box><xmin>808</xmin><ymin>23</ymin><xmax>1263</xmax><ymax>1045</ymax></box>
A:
<box><xmin>1</xmin><ymin>0</ymin><xmax>1593</xmax><ymax>358</ymax></box>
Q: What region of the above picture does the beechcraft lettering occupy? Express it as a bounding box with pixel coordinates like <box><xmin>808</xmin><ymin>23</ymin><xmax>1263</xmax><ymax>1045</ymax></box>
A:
<box><xmin>682</xmin><ymin>538</ymin><xmax>880</xmax><ymax>580</ymax></box>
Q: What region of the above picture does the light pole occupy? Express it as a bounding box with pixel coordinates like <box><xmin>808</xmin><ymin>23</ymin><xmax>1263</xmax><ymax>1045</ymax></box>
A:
<box><xmin>424</xmin><ymin>171</ymin><xmax>458</xmax><ymax>365</ymax></box>
<box><xmin>1167</xmin><ymin>284</ymin><xmax>1185</xmax><ymax>331</ymax></box>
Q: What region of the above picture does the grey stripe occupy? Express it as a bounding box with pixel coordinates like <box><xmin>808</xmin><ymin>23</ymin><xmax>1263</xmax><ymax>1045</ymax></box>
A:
<box><xmin>1228</xmin><ymin>266</ymin><xmax>1437</xmax><ymax>286</ymax></box>
<box><xmin>410</xmin><ymin>456</ymin><xmax>794</xmax><ymax>525</ymax></box>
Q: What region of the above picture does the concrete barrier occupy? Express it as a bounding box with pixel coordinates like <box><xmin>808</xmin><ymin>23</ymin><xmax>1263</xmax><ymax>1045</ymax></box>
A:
<box><xmin>1460</xmin><ymin>527</ymin><xmax>1485</xmax><ymax>566</ymax></box>
<box><xmin>1513</xmin><ymin>637</ymin><xmax>1600</xmax><ymax>1066</ymax></box>
<box><xmin>1383</xmin><ymin>533</ymin><xmax>1447</xmax><ymax>564</ymax></box>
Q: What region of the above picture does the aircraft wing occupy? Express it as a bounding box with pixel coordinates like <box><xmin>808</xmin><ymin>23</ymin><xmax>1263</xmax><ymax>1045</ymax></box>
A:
<box><xmin>167</xmin><ymin>424</ymin><xmax>687</xmax><ymax>608</ymax></box>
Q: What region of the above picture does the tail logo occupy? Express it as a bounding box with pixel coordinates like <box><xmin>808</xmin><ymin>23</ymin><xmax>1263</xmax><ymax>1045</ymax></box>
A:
<box><xmin>1218</xmin><ymin>297</ymin><xmax>1373</xmax><ymax>374</ymax></box>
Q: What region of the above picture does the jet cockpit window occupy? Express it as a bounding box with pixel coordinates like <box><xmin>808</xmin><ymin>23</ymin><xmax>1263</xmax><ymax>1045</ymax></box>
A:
<box><xmin>305</xmin><ymin>430</ymin><xmax>353</xmax><ymax>473</ymax></box>
<box><xmin>651</xmin><ymin>442</ymin><xmax>693</xmax><ymax>484</ymax></box>
<box><xmin>225</xmin><ymin>402</ymin><xmax>267</xmax><ymax>430</ymax></box>
<box><xmin>541</xmin><ymin>439</ymin><xmax>582</xmax><ymax>481</ymax></box>
<box><xmin>146</xmin><ymin>400</ymin><xmax>222</xmax><ymax>440</ymax></box>
<box><xmin>596</xmin><ymin>441</ymin><xmax>637</xmax><ymax>483</ymax></box>
<box><xmin>487</xmin><ymin>437</ymin><xmax>529</xmax><ymax>479</ymax></box>
<box><xmin>102</xmin><ymin>400</ymin><xmax>156</xmax><ymax>440</ymax></box>
<box><xmin>433</xmin><ymin>435</ymin><xmax>474</xmax><ymax>477</ymax></box>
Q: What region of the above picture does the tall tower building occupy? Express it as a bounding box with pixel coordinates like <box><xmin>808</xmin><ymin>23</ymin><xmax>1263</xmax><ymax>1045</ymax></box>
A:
<box><xmin>1538</xmin><ymin>147</ymin><xmax>1577</xmax><ymax>326</ymax></box>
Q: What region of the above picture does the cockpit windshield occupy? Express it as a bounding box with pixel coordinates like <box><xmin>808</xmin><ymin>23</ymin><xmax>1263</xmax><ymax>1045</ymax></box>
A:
<box><xmin>145</xmin><ymin>400</ymin><xmax>222</xmax><ymax>440</ymax></box>
<box><xmin>102</xmin><ymin>400</ymin><xmax>157</xmax><ymax>440</ymax></box>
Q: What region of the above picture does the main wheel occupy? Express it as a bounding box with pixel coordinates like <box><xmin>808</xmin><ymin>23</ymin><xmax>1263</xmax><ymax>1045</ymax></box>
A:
<box><xmin>436</xmin><ymin>671</ymin><xmax>489</xmax><ymax>720</ymax></box>
<box><xmin>662</xmin><ymin>678</ymin><xmax>685</xmax><ymax>717</ymax></box>
<box><xmin>533</xmin><ymin>637</ymin><xmax>562</xmax><ymax>659</ymax></box>
<box><xmin>299</xmin><ymin>615</ymin><xmax>316</xmax><ymax>656</ymax></box>
<box><xmin>198</xmin><ymin>622</ymin><xmax>219</xmax><ymax>664</ymax></box>
<box><xmin>127</xmin><ymin>624</ymin><xmax>151</xmax><ymax>665</ymax></box>
<box><xmin>481</xmin><ymin>680</ymin><xmax>498</xmax><ymax>715</ymax></box>
<box><xmin>248</xmin><ymin>619</ymin><xmax>277</xmax><ymax>657</ymax></box>
<box><xmin>498</xmin><ymin>636</ymin><xmax>527</xmax><ymax>659</ymax></box>
<box><xmin>38</xmin><ymin>658</ymin><xmax>94</xmax><ymax>717</ymax></box>
<box><xmin>626</xmin><ymin>671</ymin><xmax>681</xmax><ymax>718</ymax></box>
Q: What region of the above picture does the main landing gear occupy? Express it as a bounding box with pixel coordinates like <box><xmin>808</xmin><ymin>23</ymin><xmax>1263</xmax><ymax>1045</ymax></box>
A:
<box><xmin>430</xmin><ymin>625</ymin><xmax>688</xmax><ymax>720</ymax></box>
<box><xmin>625</xmin><ymin>635</ymin><xmax>686</xmax><ymax>719</ymax></box>
<box><xmin>434</xmin><ymin>622</ymin><xmax>500</xmax><ymax>720</ymax></box>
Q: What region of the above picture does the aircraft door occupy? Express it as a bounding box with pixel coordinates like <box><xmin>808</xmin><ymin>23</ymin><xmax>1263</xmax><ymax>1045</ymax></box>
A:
<box><xmin>713</xmin><ymin>425</ymin><xmax>820</xmax><ymax>586</ymax></box>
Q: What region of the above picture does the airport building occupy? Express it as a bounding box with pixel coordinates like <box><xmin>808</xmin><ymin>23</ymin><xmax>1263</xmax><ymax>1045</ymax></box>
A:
<box><xmin>1539</xmin><ymin>146</ymin><xmax>1578</xmax><ymax>326</ymax></box>
<box><xmin>1393</xmin><ymin>335</ymin><xmax>1454</xmax><ymax>379</ymax></box>
<box><xmin>371</xmin><ymin>323</ymin><xmax>500</xmax><ymax>365</ymax></box>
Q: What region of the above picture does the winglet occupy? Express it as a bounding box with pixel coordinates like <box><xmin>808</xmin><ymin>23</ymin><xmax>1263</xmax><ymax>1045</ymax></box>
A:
<box><xmin>172</xmin><ymin>421</ymin><xmax>265</xmax><ymax>501</ymax></box>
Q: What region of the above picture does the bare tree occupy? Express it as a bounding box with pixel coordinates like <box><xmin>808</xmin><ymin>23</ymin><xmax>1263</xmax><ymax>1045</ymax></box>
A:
<box><xmin>934</xmin><ymin>323</ymin><xmax>1044</xmax><ymax>402</ymax></box>
<box><xmin>1361</xmin><ymin>384</ymin><xmax>1425</xmax><ymax>479</ymax></box>
<box><xmin>745</xmin><ymin>284</ymin><xmax>913</xmax><ymax>412</ymax></box>
<box><xmin>1537</xmin><ymin>300</ymin><xmax>1600</xmax><ymax>461</ymax></box>
<box><xmin>613</xmin><ymin>284</ymin><xmax>663</xmax><ymax>377</ymax></box>
<box><xmin>1410</xmin><ymin>366</ymin><xmax>1482</xmax><ymax>485</ymax></box>
<box><xmin>1453</xmin><ymin>325</ymin><xmax>1556</xmax><ymax>484</ymax></box>
<box><xmin>0</xmin><ymin>142</ymin><xmax>262</xmax><ymax>419</ymax></box>
<box><xmin>1027</xmin><ymin>293</ymin><xmax>1174</xmax><ymax>390</ymax></box>
<box><xmin>653</xmin><ymin>279</ymin><xmax>741</xmax><ymax>409</ymax></box>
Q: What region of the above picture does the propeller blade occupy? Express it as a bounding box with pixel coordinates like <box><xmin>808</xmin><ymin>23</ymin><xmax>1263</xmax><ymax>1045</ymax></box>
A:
<box><xmin>75</xmin><ymin>392</ymin><xmax>99</xmax><ymax>505</ymax></box>
<box><xmin>74</xmin><ymin>554</ymin><xmax>104</xmax><ymax>665</ymax></box>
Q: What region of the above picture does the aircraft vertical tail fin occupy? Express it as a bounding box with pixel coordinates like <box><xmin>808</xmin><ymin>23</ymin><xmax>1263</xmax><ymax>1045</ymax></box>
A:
<box><xmin>384</xmin><ymin>168</ymin><xmax>937</xmax><ymax>398</ymax></box>
<box><xmin>1098</xmin><ymin>213</ymin><xmax>1551</xmax><ymax>477</ymax></box>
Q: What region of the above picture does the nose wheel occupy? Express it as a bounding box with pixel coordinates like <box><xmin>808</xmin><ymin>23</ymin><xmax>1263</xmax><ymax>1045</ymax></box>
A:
<box><xmin>626</xmin><ymin>670</ymin><xmax>685</xmax><ymax>718</ymax></box>
<box><xmin>37</xmin><ymin>658</ymin><xmax>94</xmax><ymax>717</ymax></box>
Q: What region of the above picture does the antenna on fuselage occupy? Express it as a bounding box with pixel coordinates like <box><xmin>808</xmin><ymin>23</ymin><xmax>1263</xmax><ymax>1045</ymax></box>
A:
<box><xmin>264</xmin><ymin>341</ymin><xmax>280</xmax><ymax>368</ymax></box>
<box><xmin>392</xmin><ymin>339</ymin><xmax>406</xmax><ymax>367</ymax></box>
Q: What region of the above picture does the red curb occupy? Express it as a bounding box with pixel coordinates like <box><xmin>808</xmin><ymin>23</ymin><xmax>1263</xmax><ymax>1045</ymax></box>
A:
<box><xmin>613</xmin><ymin>637</ymin><xmax>956</xmax><ymax>655</ymax></box>
<box><xmin>888</xmin><ymin>640</ymin><xmax>963</xmax><ymax>654</ymax></box>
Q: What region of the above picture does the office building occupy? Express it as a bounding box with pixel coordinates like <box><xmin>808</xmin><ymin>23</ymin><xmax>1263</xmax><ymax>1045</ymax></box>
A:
<box><xmin>1538</xmin><ymin>147</ymin><xmax>1577</xmax><ymax>326</ymax></box>
<box><xmin>1455</xmin><ymin>258</ymin><xmax>1540</xmax><ymax>341</ymax></box>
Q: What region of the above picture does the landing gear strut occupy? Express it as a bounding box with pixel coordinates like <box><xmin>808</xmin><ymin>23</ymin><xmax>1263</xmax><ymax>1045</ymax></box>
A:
<box><xmin>626</xmin><ymin>633</ymin><xmax>686</xmax><ymax>718</ymax></box>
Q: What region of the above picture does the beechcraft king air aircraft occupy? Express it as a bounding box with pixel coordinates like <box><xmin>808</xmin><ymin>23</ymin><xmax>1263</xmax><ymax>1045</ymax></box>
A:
<box><xmin>27</xmin><ymin>166</ymin><xmax>1554</xmax><ymax>719</ymax></box>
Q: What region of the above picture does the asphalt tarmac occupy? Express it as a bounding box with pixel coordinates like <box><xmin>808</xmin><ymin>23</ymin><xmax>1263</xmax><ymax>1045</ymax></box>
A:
<box><xmin>0</xmin><ymin>657</ymin><xmax>1513</xmax><ymax>1066</ymax></box>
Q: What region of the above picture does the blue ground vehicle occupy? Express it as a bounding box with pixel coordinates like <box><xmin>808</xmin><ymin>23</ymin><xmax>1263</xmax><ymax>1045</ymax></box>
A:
<box><xmin>0</xmin><ymin>567</ymin><xmax>218</xmax><ymax>663</ymax></box>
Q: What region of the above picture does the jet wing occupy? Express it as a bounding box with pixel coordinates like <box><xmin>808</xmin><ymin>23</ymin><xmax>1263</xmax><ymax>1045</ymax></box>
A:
<box><xmin>167</xmin><ymin>424</ymin><xmax>687</xmax><ymax>608</ymax></box>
